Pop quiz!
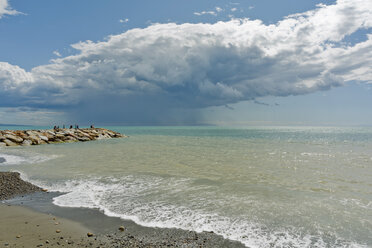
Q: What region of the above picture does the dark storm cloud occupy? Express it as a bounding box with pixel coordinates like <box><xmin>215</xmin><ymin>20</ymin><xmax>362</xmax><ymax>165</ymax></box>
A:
<box><xmin>0</xmin><ymin>0</ymin><xmax>371</xmax><ymax>123</ymax></box>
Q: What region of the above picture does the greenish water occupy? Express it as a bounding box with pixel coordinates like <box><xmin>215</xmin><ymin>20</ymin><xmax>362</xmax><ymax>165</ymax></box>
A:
<box><xmin>1</xmin><ymin>126</ymin><xmax>372</xmax><ymax>247</ymax></box>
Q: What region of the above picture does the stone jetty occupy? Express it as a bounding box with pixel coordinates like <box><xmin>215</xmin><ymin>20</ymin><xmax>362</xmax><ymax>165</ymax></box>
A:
<box><xmin>0</xmin><ymin>128</ymin><xmax>126</xmax><ymax>147</ymax></box>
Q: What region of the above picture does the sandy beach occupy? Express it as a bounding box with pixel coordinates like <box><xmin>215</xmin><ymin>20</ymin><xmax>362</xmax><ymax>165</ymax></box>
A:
<box><xmin>0</xmin><ymin>204</ymin><xmax>104</xmax><ymax>247</ymax></box>
<box><xmin>0</xmin><ymin>172</ymin><xmax>245</xmax><ymax>248</ymax></box>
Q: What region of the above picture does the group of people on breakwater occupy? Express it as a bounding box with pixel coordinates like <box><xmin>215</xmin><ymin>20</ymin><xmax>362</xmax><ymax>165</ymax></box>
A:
<box><xmin>53</xmin><ymin>124</ymin><xmax>94</xmax><ymax>130</ymax></box>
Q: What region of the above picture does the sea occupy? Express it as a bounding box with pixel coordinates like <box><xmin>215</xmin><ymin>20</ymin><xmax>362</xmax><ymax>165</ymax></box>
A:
<box><xmin>1</xmin><ymin>126</ymin><xmax>371</xmax><ymax>248</ymax></box>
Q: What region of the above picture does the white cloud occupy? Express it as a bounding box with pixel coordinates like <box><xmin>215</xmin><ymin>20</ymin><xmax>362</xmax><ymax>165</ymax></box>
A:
<box><xmin>53</xmin><ymin>50</ymin><xmax>62</xmax><ymax>57</ymax></box>
<box><xmin>194</xmin><ymin>11</ymin><xmax>216</xmax><ymax>16</ymax></box>
<box><xmin>215</xmin><ymin>7</ymin><xmax>223</xmax><ymax>12</ymax></box>
<box><xmin>0</xmin><ymin>0</ymin><xmax>372</xmax><ymax>122</ymax></box>
<box><xmin>0</xmin><ymin>0</ymin><xmax>20</xmax><ymax>19</ymax></box>
<box><xmin>231</xmin><ymin>8</ymin><xmax>237</xmax><ymax>12</ymax></box>
<box><xmin>119</xmin><ymin>18</ymin><xmax>129</xmax><ymax>23</ymax></box>
<box><xmin>195</xmin><ymin>7</ymin><xmax>223</xmax><ymax>16</ymax></box>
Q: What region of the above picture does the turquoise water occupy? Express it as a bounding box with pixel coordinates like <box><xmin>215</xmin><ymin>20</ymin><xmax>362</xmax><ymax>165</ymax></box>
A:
<box><xmin>1</xmin><ymin>126</ymin><xmax>372</xmax><ymax>247</ymax></box>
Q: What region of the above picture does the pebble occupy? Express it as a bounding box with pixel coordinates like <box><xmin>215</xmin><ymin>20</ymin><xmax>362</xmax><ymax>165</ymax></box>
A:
<box><xmin>56</xmin><ymin>229</ymin><xmax>61</xmax><ymax>233</ymax></box>
<box><xmin>0</xmin><ymin>172</ymin><xmax>43</xmax><ymax>201</ymax></box>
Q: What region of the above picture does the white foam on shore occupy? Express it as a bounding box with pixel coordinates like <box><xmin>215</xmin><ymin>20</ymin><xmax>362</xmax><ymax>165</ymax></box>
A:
<box><xmin>0</xmin><ymin>154</ymin><xmax>27</xmax><ymax>165</ymax></box>
<box><xmin>0</xmin><ymin>151</ymin><xmax>58</xmax><ymax>166</ymax></box>
<box><xmin>25</xmin><ymin>175</ymin><xmax>369</xmax><ymax>248</ymax></box>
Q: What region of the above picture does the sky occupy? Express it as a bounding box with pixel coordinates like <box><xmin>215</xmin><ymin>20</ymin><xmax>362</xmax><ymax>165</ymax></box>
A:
<box><xmin>0</xmin><ymin>0</ymin><xmax>372</xmax><ymax>126</ymax></box>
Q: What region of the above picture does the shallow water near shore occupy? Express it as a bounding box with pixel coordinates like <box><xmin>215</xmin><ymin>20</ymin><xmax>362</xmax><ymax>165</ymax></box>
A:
<box><xmin>1</xmin><ymin>126</ymin><xmax>372</xmax><ymax>247</ymax></box>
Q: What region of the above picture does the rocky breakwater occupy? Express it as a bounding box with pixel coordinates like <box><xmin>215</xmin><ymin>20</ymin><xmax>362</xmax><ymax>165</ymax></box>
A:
<box><xmin>0</xmin><ymin>128</ymin><xmax>126</xmax><ymax>147</ymax></box>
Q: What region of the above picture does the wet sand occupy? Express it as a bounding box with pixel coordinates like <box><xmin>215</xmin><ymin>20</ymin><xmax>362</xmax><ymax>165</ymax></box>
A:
<box><xmin>0</xmin><ymin>204</ymin><xmax>104</xmax><ymax>247</ymax></box>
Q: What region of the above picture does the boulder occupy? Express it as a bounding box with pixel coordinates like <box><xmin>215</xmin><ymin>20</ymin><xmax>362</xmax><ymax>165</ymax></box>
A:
<box><xmin>28</xmin><ymin>135</ymin><xmax>41</xmax><ymax>145</ymax></box>
<box><xmin>38</xmin><ymin>135</ymin><xmax>49</xmax><ymax>142</ymax></box>
<box><xmin>3</xmin><ymin>139</ymin><xmax>18</xmax><ymax>146</ymax></box>
<box><xmin>55</xmin><ymin>134</ymin><xmax>67</xmax><ymax>140</ymax></box>
<box><xmin>77</xmin><ymin>136</ymin><xmax>91</xmax><ymax>142</ymax></box>
<box><xmin>65</xmin><ymin>136</ymin><xmax>77</xmax><ymax>142</ymax></box>
<box><xmin>97</xmin><ymin>134</ymin><xmax>111</xmax><ymax>140</ymax></box>
<box><xmin>22</xmin><ymin>139</ymin><xmax>32</xmax><ymax>146</ymax></box>
<box><xmin>0</xmin><ymin>142</ymin><xmax>6</xmax><ymax>147</ymax></box>
<box><xmin>4</xmin><ymin>134</ymin><xmax>23</xmax><ymax>143</ymax></box>
<box><xmin>26</xmin><ymin>131</ymin><xmax>37</xmax><ymax>136</ymax></box>
<box><xmin>46</xmin><ymin>131</ymin><xmax>55</xmax><ymax>136</ymax></box>
<box><xmin>42</xmin><ymin>132</ymin><xmax>54</xmax><ymax>140</ymax></box>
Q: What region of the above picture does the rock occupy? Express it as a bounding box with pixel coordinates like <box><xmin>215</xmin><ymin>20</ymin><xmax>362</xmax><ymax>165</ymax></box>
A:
<box><xmin>77</xmin><ymin>136</ymin><xmax>91</xmax><ymax>142</ymax></box>
<box><xmin>0</xmin><ymin>172</ymin><xmax>43</xmax><ymax>200</ymax></box>
<box><xmin>118</xmin><ymin>226</ymin><xmax>125</xmax><ymax>232</ymax></box>
<box><xmin>42</xmin><ymin>189</ymin><xmax>48</xmax><ymax>192</ymax></box>
<box><xmin>22</xmin><ymin>139</ymin><xmax>32</xmax><ymax>146</ymax></box>
<box><xmin>65</xmin><ymin>136</ymin><xmax>77</xmax><ymax>142</ymax></box>
<box><xmin>55</xmin><ymin>134</ymin><xmax>66</xmax><ymax>140</ymax></box>
<box><xmin>38</xmin><ymin>135</ymin><xmax>48</xmax><ymax>142</ymax></box>
<box><xmin>56</xmin><ymin>229</ymin><xmax>61</xmax><ymax>233</ymax></box>
<box><xmin>3</xmin><ymin>139</ymin><xmax>18</xmax><ymax>146</ymax></box>
<box><xmin>16</xmin><ymin>235</ymin><xmax>21</xmax><ymax>238</ymax></box>
<box><xmin>0</xmin><ymin>128</ymin><xmax>126</xmax><ymax>147</ymax></box>
<box><xmin>0</xmin><ymin>157</ymin><xmax>5</xmax><ymax>163</ymax></box>
<box><xmin>4</xmin><ymin>134</ymin><xmax>23</xmax><ymax>143</ymax></box>
<box><xmin>45</xmin><ymin>240</ymin><xmax>50</xmax><ymax>244</ymax></box>
<box><xmin>28</xmin><ymin>135</ymin><xmax>42</xmax><ymax>145</ymax></box>
<box><xmin>87</xmin><ymin>232</ymin><xmax>94</xmax><ymax>237</ymax></box>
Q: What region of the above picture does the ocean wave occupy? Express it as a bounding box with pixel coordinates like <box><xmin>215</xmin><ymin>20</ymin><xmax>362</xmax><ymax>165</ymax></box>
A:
<box><xmin>0</xmin><ymin>150</ymin><xmax>59</xmax><ymax>166</ymax></box>
<box><xmin>23</xmin><ymin>175</ymin><xmax>369</xmax><ymax>248</ymax></box>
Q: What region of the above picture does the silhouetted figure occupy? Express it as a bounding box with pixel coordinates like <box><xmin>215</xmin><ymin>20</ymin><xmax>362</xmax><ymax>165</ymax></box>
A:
<box><xmin>90</xmin><ymin>125</ymin><xmax>94</xmax><ymax>128</ymax></box>
<box><xmin>70</xmin><ymin>125</ymin><xmax>73</xmax><ymax>129</ymax></box>
<box><xmin>63</xmin><ymin>125</ymin><xmax>65</xmax><ymax>129</ymax></box>
<box><xmin>53</xmin><ymin>126</ymin><xmax>57</xmax><ymax>130</ymax></box>
<box><xmin>77</xmin><ymin>125</ymin><xmax>79</xmax><ymax>129</ymax></box>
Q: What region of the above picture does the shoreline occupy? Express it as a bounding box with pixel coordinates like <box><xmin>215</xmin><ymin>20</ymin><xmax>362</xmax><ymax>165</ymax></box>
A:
<box><xmin>1</xmin><ymin>173</ymin><xmax>245</xmax><ymax>247</ymax></box>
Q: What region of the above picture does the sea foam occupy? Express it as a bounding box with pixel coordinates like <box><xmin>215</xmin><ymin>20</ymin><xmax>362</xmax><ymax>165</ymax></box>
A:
<box><xmin>25</xmin><ymin>175</ymin><xmax>369</xmax><ymax>248</ymax></box>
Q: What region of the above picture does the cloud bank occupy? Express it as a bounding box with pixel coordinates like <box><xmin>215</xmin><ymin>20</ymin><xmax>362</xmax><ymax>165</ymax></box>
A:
<box><xmin>0</xmin><ymin>0</ymin><xmax>20</xmax><ymax>18</ymax></box>
<box><xmin>1</xmin><ymin>0</ymin><xmax>372</xmax><ymax>123</ymax></box>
